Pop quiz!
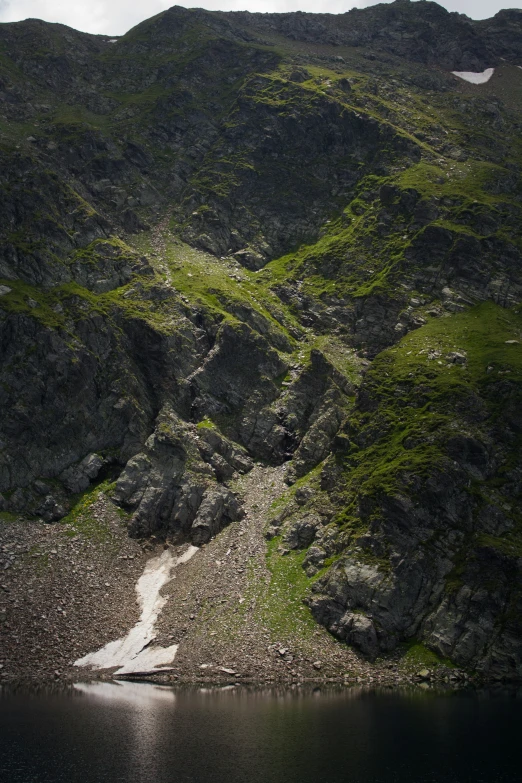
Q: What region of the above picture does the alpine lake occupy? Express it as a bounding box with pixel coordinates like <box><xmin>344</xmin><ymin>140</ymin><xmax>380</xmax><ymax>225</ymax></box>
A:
<box><xmin>1</xmin><ymin>682</ymin><xmax>521</xmax><ymax>783</ymax></box>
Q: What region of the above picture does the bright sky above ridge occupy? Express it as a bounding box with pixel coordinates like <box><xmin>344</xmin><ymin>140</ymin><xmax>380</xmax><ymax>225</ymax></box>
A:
<box><xmin>0</xmin><ymin>0</ymin><xmax>520</xmax><ymax>35</ymax></box>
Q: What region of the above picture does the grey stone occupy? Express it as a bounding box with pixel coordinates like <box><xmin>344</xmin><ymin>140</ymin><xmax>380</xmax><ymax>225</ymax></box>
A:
<box><xmin>60</xmin><ymin>453</ymin><xmax>104</xmax><ymax>494</ymax></box>
<box><xmin>283</xmin><ymin>515</ymin><xmax>320</xmax><ymax>550</ymax></box>
<box><xmin>446</xmin><ymin>351</ymin><xmax>467</xmax><ymax>364</ymax></box>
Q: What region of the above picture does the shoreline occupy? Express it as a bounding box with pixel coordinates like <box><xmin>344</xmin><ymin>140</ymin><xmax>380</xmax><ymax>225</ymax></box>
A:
<box><xmin>1</xmin><ymin>661</ymin><xmax>514</xmax><ymax>690</ymax></box>
<box><xmin>2</xmin><ymin>672</ymin><xmax>520</xmax><ymax>695</ymax></box>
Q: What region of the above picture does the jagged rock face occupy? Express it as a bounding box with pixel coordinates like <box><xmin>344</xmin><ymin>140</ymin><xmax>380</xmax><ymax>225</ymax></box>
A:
<box><xmin>223</xmin><ymin>4</ymin><xmax>522</xmax><ymax>70</ymax></box>
<box><xmin>286</xmin><ymin>303</ymin><xmax>522</xmax><ymax>678</ymax></box>
<box><xmin>1</xmin><ymin>2</ymin><xmax>522</xmax><ymax>677</ymax></box>
<box><xmin>111</xmin><ymin>406</ymin><xmax>247</xmax><ymax>544</ymax></box>
<box><xmin>179</xmin><ymin>81</ymin><xmax>415</xmax><ymax>262</ymax></box>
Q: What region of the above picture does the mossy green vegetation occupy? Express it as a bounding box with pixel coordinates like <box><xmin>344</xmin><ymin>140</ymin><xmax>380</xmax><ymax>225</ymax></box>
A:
<box><xmin>403</xmin><ymin>641</ymin><xmax>455</xmax><ymax>669</ymax></box>
<box><xmin>379</xmin><ymin>302</ymin><xmax>522</xmax><ymax>395</ymax></box>
<box><xmin>257</xmin><ymin>537</ymin><xmax>317</xmax><ymax>637</ymax></box>
<box><xmin>258</xmin><ymin>152</ymin><xmax>521</xmax><ymax>312</ymax></box>
<box><xmin>0</xmin><ymin>511</ymin><xmax>19</xmax><ymax>524</ymax></box>
<box><xmin>48</xmin><ymin>104</ymin><xmax>112</xmax><ymax>134</ymax></box>
<box><xmin>131</xmin><ymin>231</ymin><xmax>302</xmax><ymax>345</ymax></box>
<box><xmin>476</xmin><ymin>532</ymin><xmax>522</xmax><ymax>560</ymax></box>
<box><xmin>197</xmin><ymin>534</ymin><xmax>319</xmax><ymax>644</ymax></box>
<box><xmin>60</xmin><ymin>479</ymin><xmax>129</xmax><ymax>543</ymax></box>
<box><xmin>68</xmin><ymin>237</ymin><xmax>137</xmax><ymax>267</ymax></box>
<box><xmin>0</xmin><ymin>277</ymin><xmax>67</xmax><ymax>329</ymax></box>
<box><xmin>0</xmin><ymin>269</ymin><xmax>186</xmax><ymax>335</ymax></box>
<box><xmin>398</xmin><ymin>160</ymin><xmax>514</xmax><ymax>206</ymax></box>
<box><xmin>332</xmin><ymin>302</ymin><xmax>522</xmax><ymax>549</ymax></box>
<box><xmin>196</xmin><ymin>418</ymin><xmax>216</xmax><ymax>430</ymax></box>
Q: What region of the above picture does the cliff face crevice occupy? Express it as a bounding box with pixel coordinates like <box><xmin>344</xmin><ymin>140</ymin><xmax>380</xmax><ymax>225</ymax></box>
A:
<box><xmin>1</xmin><ymin>1</ymin><xmax>522</xmax><ymax>679</ymax></box>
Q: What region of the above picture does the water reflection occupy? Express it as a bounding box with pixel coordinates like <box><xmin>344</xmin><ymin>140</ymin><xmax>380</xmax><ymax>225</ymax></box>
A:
<box><xmin>1</xmin><ymin>682</ymin><xmax>521</xmax><ymax>783</ymax></box>
<box><xmin>74</xmin><ymin>681</ymin><xmax>177</xmax><ymax>705</ymax></box>
<box><xmin>74</xmin><ymin>682</ymin><xmax>178</xmax><ymax>782</ymax></box>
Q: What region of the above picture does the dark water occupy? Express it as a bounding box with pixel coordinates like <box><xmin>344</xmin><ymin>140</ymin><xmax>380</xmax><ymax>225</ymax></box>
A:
<box><xmin>1</xmin><ymin>682</ymin><xmax>521</xmax><ymax>783</ymax></box>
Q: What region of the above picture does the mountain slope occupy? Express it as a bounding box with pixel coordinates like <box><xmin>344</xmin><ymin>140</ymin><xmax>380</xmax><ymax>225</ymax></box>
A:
<box><xmin>1</xmin><ymin>1</ymin><xmax>522</xmax><ymax>681</ymax></box>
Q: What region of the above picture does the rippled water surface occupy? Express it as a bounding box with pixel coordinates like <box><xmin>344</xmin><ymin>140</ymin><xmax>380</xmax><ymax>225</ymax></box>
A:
<box><xmin>1</xmin><ymin>682</ymin><xmax>521</xmax><ymax>782</ymax></box>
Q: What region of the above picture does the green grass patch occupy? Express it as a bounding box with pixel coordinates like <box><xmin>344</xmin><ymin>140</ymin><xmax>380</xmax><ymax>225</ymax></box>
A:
<box><xmin>255</xmin><ymin>537</ymin><xmax>317</xmax><ymax>638</ymax></box>
<box><xmin>335</xmin><ymin>301</ymin><xmax>522</xmax><ymax>523</ymax></box>
<box><xmin>403</xmin><ymin>641</ymin><xmax>455</xmax><ymax>669</ymax></box>
<box><xmin>196</xmin><ymin>418</ymin><xmax>216</xmax><ymax>430</ymax></box>
<box><xmin>59</xmin><ymin>479</ymin><xmax>127</xmax><ymax>543</ymax></box>
<box><xmin>131</xmin><ymin>232</ymin><xmax>301</xmax><ymax>344</ymax></box>
<box><xmin>476</xmin><ymin>533</ymin><xmax>522</xmax><ymax>559</ymax></box>
<box><xmin>0</xmin><ymin>269</ymin><xmax>190</xmax><ymax>336</ymax></box>
<box><xmin>0</xmin><ymin>511</ymin><xmax>19</xmax><ymax>523</ymax></box>
<box><xmin>398</xmin><ymin>160</ymin><xmax>517</xmax><ymax>209</ymax></box>
<box><xmin>0</xmin><ymin>278</ymin><xmax>66</xmax><ymax>329</ymax></box>
<box><xmin>48</xmin><ymin>104</ymin><xmax>112</xmax><ymax>133</ymax></box>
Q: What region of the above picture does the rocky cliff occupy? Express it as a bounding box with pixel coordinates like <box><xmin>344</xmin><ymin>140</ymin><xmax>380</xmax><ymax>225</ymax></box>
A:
<box><xmin>1</xmin><ymin>1</ymin><xmax>522</xmax><ymax>681</ymax></box>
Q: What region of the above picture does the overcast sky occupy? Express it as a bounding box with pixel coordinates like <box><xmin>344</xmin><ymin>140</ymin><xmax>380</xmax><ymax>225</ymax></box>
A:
<box><xmin>0</xmin><ymin>1</ymin><xmax>520</xmax><ymax>35</ymax></box>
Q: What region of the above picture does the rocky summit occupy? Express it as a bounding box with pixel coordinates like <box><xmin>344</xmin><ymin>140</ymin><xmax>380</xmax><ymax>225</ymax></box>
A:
<box><xmin>1</xmin><ymin>1</ymin><xmax>522</xmax><ymax>685</ymax></box>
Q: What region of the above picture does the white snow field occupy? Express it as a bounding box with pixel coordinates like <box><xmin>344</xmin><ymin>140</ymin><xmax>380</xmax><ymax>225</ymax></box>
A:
<box><xmin>75</xmin><ymin>545</ymin><xmax>198</xmax><ymax>675</ymax></box>
<box><xmin>451</xmin><ymin>68</ymin><xmax>495</xmax><ymax>84</ymax></box>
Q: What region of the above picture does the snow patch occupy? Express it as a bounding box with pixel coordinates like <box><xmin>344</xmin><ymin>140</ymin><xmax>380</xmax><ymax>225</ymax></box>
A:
<box><xmin>107</xmin><ymin>39</ymin><xmax>118</xmax><ymax>44</ymax></box>
<box><xmin>75</xmin><ymin>545</ymin><xmax>198</xmax><ymax>675</ymax></box>
<box><xmin>451</xmin><ymin>68</ymin><xmax>494</xmax><ymax>85</ymax></box>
